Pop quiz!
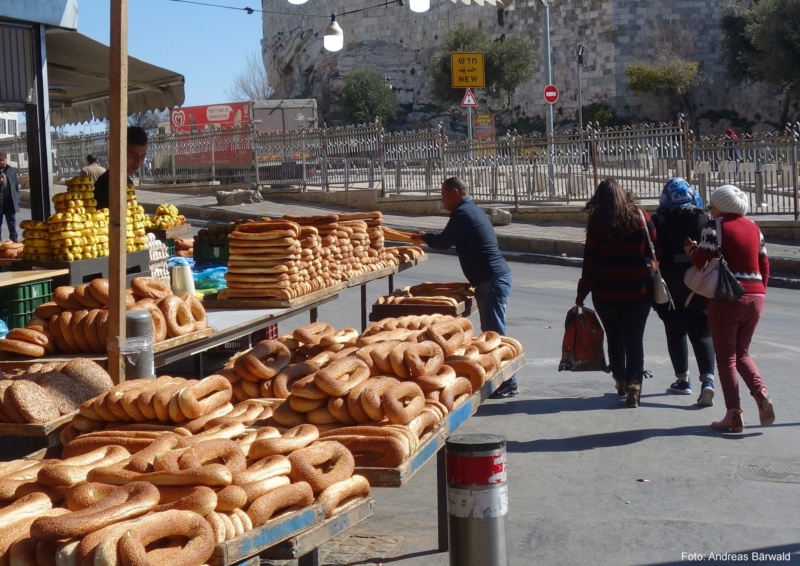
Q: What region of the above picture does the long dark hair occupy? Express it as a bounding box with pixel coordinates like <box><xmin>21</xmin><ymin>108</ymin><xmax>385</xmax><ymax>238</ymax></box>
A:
<box><xmin>584</xmin><ymin>178</ymin><xmax>640</xmax><ymax>236</ymax></box>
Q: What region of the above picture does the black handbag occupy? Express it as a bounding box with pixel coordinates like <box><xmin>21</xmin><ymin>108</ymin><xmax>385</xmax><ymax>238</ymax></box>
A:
<box><xmin>715</xmin><ymin>255</ymin><xmax>746</xmax><ymax>302</ymax></box>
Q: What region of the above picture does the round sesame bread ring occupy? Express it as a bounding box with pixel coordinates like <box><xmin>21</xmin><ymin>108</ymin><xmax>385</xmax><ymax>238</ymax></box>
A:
<box><xmin>30</xmin><ymin>481</ymin><xmax>160</xmax><ymax>540</ymax></box>
<box><xmin>445</xmin><ymin>359</ymin><xmax>486</xmax><ymax>392</ymax></box>
<box><xmin>73</xmin><ymin>284</ymin><xmax>105</xmax><ymax>309</ymax></box>
<box><xmin>272</xmin><ymin>361</ymin><xmax>319</xmax><ymax>398</ymax></box>
<box><xmin>360</xmin><ymin>377</ymin><xmax>402</xmax><ymax>422</ymax></box>
<box><xmin>287</xmin><ymin>440</ymin><xmax>355</xmax><ymax>494</ymax></box>
<box><xmin>472</xmin><ymin>331</ymin><xmax>502</xmax><ymax>354</ymax></box>
<box><xmin>292</xmin><ymin>322</ymin><xmax>336</xmax><ymax>345</ymax></box>
<box><xmin>402</xmin><ymin>340</ymin><xmax>444</xmax><ymax>378</ymax></box>
<box><xmin>0</xmin><ymin>337</ymin><xmax>46</xmax><ymax>358</ymax></box>
<box><xmin>247</xmin><ymin>481</ymin><xmax>314</xmax><ymax>527</ymax></box>
<box><xmin>177</xmin><ymin>375</ymin><xmax>233</xmax><ymax>420</ymax></box>
<box><xmin>381</xmin><ymin>381</ymin><xmax>425</xmax><ymax>425</ymax></box>
<box><xmin>52</xmin><ymin>285</ymin><xmax>83</xmax><ymax>310</ymax></box>
<box><xmin>232</xmin><ymin>454</ymin><xmax>292</xmax><ymax>486</ymax></box>
<box><xmin>57</xmin><ymin>311</ymin><xmax>81</xmax><ymax>353</ymax></box>
<box><xmin>426</xmin><ymin>321</ymin><xmax>466</xmax><ymax>356</ymax></box>
<box><xmin>440</xmin><ymin>376</ymin><xmax>473</xmax><ymax>411</ymax></box>
<box><xmin>35</xmin><ymin>301</ymin><xmax>62</xmax><ymax>319</ymax></box>
<box><xmin>327</xmin><ymin>396</ymin><xmax>357</xmax><ymax>425</ymax></box>
<box><xmin>87</xmin><ymin>278</ymin><xmax>111</xmax><ymax>306</ymax></box>
<box><xmin>314</xmin><ymin>356</ymin><xmax>371</xmax><ymax>397</ymax></box>
<box><xmin>411</xmin><ymin>364</ymin><xmax>457</xmax><ymax>392</ymax></box>
<box><xmin>317</xmin><ymin>475</ymin><xmax>371</xmax><ymax>519</ymax></box>
<box><xmin>159</xmin><ymin>295</ymin><xmax>196</xmax><ymax>338</ymax></box>
<box><xmin>180</xmin><ymin>439</ymin><xmax>247</xmax><ymax>473</ymax></box>
<box><xmin>318</xmin><ymin>328</ymin><xmax>359</xmax><ymax>347</ymax></box>
<box><xmin>240</xmin><ymin>340</ymin><xmax>292</xmax><ymax>380</ymax></box>
<box><xmin>117</xmin><ymin>509</ymin><xmax>215</xmax><ymax>566</ymax></box>
<box><xmin>131</xmin><ymin>276</ymin><xmax>172</xmax><ymax>300</ymax></box>
<box><xmin>177</xmin><ymin>291</ymin><xmax>208</xmax><ymax>331</ymax></box>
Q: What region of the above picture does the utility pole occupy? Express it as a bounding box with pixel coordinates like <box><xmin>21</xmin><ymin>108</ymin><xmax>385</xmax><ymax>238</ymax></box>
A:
<box><xmin>541</xmin><ymin>0</ymin><xmax>555</xmax><ymax>195</ymax></box>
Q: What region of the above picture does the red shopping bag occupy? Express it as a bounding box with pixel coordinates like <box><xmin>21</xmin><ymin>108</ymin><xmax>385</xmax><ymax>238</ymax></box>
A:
<box><xmin>558</xmin><ymin>306</ymin><xmax>608</xmax><ymax>372</ymax></box>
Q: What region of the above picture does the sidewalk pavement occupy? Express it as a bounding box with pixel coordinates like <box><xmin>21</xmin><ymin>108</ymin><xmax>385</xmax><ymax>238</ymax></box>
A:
<box><xmin>131</xmin><ymin>188</ymin><xmax>800</xmax><ymax>289</ymax></box>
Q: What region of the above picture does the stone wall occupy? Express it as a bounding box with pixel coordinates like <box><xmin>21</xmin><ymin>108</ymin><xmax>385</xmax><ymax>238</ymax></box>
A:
<box><xmin>261</xmin><ymin>0</ymin><xmax>781</xmax><ymax>132</ymax></box>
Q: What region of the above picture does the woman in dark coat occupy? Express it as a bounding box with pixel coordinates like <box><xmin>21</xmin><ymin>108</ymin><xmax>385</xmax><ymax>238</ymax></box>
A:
<box><xmin>575</xmin><ymin>178</ymin><xmax>654</xmax><ymax>407</ymax></box>
<box><xmin>651</xmin><ymin>178</ymin><xmax>716</xmax><ymax>407</ymax></box>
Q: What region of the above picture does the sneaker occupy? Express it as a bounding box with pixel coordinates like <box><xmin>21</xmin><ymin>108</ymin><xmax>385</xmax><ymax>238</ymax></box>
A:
<box><xmin>669</xmin><ymin>379</ymin><xmax>692</xmax><ymax>395</ymax></box>
<box><xmin>490</xmin><ymin>380</ymin><xmax>518</xmax><ymax>399</ymax></box>
<box><xmin>697</xmin><ymin>381</ymin><xmax>715</xmax><ymax>407</ymax></box>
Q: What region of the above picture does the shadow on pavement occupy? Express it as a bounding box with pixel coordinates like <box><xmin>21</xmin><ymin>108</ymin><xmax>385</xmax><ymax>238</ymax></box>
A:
<box><xmin>504</xmin><ymin>425</ymin><xmax>766</xmax><ymax>453</ymax></box>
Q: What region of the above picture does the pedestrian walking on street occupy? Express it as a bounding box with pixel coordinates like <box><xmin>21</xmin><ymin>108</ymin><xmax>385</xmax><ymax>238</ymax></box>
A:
<box><xmin>684</xmin><ymin>185</ymin><xmax>774</xmax><ymax>432</ymax></box>
<box><xmin>0</xmin><ymin>151</ymin><xmax>21</xmax><ymax>242</ymax></box>
<box><xmin>412</xmin><ymin>176</ymin><xmax>517</xmax><ymax>398</ymax></box>
<box><xmin>651</xmin><ymin>177</ymin><xmax>716</xmax><ymax>406</ymax></box>
<box><xmin>80</xmin><ymin>154</ymin><xmax>107</xmax><ymax>181</ymax></box>
<box><xmin>575</xmin><ymin>178</ymin><xmax>654</xmax><ymax>407</ymax></box>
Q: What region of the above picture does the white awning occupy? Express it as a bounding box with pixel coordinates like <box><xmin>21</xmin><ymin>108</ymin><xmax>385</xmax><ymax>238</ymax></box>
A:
<box><xmin>46</xmin><ymin>28</ymin><xmax>185</xmax><ymax>125</ymax></box>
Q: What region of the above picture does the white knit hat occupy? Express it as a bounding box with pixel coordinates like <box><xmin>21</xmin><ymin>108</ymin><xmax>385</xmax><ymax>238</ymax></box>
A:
<box><xmin>711</xmin><ymin>185</ymin><xmax>749</xmax><ymax>216</ymax></box>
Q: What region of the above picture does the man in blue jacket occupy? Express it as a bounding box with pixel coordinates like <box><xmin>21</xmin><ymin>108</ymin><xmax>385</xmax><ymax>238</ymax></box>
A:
<box><xmin>414</xmin><ymin>176</ymin><xmax>517</xmax><ymax>398</ymax></box>
<box><xmin>0</xmin><ymin>151</ymin><xmax>21</xmax><ymax>242</ymax></box>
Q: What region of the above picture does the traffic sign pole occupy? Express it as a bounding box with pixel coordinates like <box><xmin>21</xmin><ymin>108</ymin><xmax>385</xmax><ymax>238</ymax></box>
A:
<box><xmin>468</xmin><ymin>106</ymin><xmax>473</xmax><ymax>141</ymax></box>
<box><xmin>542</xmin><ymin>0</ymin><xmax>555</xmax><ymax>196</ymax></box>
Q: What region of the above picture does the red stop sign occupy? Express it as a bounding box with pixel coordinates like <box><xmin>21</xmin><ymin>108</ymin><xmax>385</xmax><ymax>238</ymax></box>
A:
<box><xmin>544</xmin><ymin>84</ymin><xmax>559</xmax><ymax>104</ymax></box>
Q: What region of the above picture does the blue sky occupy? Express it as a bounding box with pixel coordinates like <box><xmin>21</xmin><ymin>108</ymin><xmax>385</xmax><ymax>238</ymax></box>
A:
<box><xmin>74</xmin><ymin>0</ymin><xmax>264</xmax><ymax>128</ymax></box>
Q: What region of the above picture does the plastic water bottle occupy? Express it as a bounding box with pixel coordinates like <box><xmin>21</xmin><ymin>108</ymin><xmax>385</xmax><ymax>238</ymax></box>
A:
<box><xmin>0</xmin><ymin>319</ymin><xmax>8</xmax><ymax>339</ymax></box>
<box><xmin>171</xmin><ymin>258</ymin><xmax>196</xmax><ymax>295</ymax></box>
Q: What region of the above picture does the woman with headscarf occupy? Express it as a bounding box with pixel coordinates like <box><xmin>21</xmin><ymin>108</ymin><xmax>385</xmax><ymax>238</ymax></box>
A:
<box><xmin>575</xmin><ymin>178</ymin><xmax>654</xmax><ymax>408</ymax></box>
<box><xmin>684</xmin><ymin>185</ymin><xmax>773</xmax><ymax>432</ymax></box>
<box><xmin>651</xmin><ymin>178</ymin><xmax>716</xmax><ymax>407</ymax></box>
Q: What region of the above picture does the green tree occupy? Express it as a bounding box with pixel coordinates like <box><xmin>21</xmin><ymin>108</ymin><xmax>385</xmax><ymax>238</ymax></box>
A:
<box><xmin>720</xmin><ymin>0</ymin><xmax>800</xmax><ymax>124</ymax></box>
<box><xmin>486</xmin><ymin>35</ymin><xmax>536</xmax><ymax>108</ymax></box>
<box><xmin>624</xmin><ymin>57</ymin><xmax>701</xmax><ymax>128</ymax></box>
<box><xmin>431</xmin><ymin>25</ymin><xmax>536</xmax><ymax>109</ymax></box>
<box><xmin>340</xmin><ymin>68</ymin><xmax>398</xmax><ymax>125</ymax></box>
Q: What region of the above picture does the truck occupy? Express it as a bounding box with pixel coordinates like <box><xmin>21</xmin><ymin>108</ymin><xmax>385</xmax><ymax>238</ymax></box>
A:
<box><xmin>169</xmin><ymin>99</ymin><xmax>318</xmax><ymax>134</ymax></box>
<box><xmin>164</xmin><ymin>100</ymin><xmax>318</xmax><ymax>182</ymax></box>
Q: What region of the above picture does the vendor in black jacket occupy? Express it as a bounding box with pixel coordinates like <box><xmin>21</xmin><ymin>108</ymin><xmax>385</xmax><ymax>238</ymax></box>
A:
<box><xmin>0</xmin><ymin>151</ymin><xmax>21</xmax><ymax>242</ymax></box>
<box><xmin>413</xmin><ymin>176</ymin><xmax>517</xmax><ymax>398</ymax></box>
<box><xmin>94</xmin><ymin>126</ymin><xmax>148</xmax><ymax>209</ymax></box>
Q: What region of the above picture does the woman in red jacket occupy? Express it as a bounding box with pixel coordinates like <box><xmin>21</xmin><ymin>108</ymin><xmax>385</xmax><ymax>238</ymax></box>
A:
<box><xmin>576</xmin><ymin>178</ymin><xmax>655</xmax><ymax>407</ymax></box>
<box><xmin>685</xmin><ymin>184</ymin><xmax>774</xmax><ymax>432</ymax></box>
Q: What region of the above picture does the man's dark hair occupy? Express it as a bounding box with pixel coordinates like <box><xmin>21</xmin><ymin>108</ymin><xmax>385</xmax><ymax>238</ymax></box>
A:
<box><xmin>443</xmin><ymin>176</ymin><xmax>469</xmax><ymax>196</ymax></box>
<box><xmin>127</xmin><ymin>126</ymin><xmax>148</xmax><ymax>146</ymax></box>
<box><xmin>86</xmin><ymin>154</ymin><xmax>97</xmax><ymax>164</ymax></box>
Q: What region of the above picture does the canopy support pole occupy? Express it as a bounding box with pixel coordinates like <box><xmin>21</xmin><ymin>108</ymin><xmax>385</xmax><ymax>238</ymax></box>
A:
<box><xmin>25</xmin><ymin>23</ymin><xmax>53</xmax><ymax>221</ymax></box>
<box><xmin>108</xmin><ymin>0</ymin><xmax>129</xmax><ymax>384</ymax></box>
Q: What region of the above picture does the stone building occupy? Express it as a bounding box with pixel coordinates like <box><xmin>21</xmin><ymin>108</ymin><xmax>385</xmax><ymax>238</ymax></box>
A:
<box><xmin>261</xmin><ymin>0</ymin><xmax>778</xmax><ymax>134</ymax></box>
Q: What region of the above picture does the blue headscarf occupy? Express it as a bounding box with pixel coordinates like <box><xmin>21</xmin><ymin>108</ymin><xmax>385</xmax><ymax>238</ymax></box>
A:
<box><xmin>659</xmin><ymin>177</ymin><xmax>703</xmax><ymax>209</ymax></box>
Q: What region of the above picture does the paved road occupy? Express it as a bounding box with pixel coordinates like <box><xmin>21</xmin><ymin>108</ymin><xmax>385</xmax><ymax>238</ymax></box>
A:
<box><xmin>265</xmin><ymin>256</ymin><xmax>800</xmax><ymax>566</ymax></box>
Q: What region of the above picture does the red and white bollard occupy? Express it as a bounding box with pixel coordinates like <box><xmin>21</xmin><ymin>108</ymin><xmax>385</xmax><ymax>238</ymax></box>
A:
<box><xmin>446</xmin><ymin>434</ymin><xmax>509</xmax><ymax>566</ymax></box>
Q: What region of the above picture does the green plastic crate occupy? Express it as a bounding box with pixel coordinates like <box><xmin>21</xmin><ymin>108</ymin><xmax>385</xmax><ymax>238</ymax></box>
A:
<box><xmin>0</xmin><ymin>279</ymin><xmax>53</xmax><ymax>329</ymax></box>
<box><xmin>194</xmin><ymin>241</ymin><xmax>229</xmax><ymax>264</ymax></box>
<box><xmin>164</xmin><ymin>238</ymin><xmax>176</xmax><ymax>257</ymax></box>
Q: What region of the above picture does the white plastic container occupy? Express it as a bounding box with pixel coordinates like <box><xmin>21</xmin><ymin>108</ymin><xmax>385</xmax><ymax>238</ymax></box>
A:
<box><xmin>171</xmin><ymin>259</ymin><xmax>196</xmax><ymax>295</ymax></box>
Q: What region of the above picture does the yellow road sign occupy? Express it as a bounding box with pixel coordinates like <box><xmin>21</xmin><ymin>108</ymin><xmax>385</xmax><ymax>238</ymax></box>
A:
<box><xmin>451</xmin><ymin>52</ymin><xmax>485</xmax><ymax>88</ymax></box>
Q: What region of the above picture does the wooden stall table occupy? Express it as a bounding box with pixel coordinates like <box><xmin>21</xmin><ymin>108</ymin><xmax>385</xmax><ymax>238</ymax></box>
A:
<box><xmin>355</xmin><ymin>354</ymin><xmax>526</xmax><ymax>552</ymax></box>
<box><xmin>259</xmin><ymin>497</ymin><xmax>375</xmax><ymax>566</ymax></box>
<box><xmin>155</xmin><ymin>293</ymin><xmax>339</xmax><ymax>373</ymax></box>
<box><xmin>0</xmin><ymin>268</ymin><xmax>69</xmax><ymax>288</ymax></box>
<box><xmin>344</xmin><ymin>255</ymin><xmax>428</xmax><ymax>331</ymax></box>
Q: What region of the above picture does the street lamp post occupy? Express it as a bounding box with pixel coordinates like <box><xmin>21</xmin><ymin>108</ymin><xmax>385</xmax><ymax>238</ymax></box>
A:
<box><xmin>541</xmin><ymin>0</ymin><xmax>555</xmax><ymax>195</ymax></box>
<box><xmin>576</xmin><ymin>43</ymin><xmax>584</xmax><ymax>130</ymax></box>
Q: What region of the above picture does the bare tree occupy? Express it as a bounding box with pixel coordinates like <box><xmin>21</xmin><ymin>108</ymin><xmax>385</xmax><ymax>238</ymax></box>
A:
<box><xmin>225</xmin><ymin>52</ymin><xmax>274</xmax><ymax>101</ymax></box>
<box><xmin>128</xmin><ymin>110</ymin><xmax>169</xmax><ymax>133</ymax></box>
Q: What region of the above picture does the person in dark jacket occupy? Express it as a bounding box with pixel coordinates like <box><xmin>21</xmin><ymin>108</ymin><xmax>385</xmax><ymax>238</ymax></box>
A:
<box><xmin>651</xmin><ymin>178</ymin><xmax>716</xmax><ymax>407</ymax></box>
<box><xmin>94</xmin><ymin>126</ymin><xmax>148</xmax><ymax>209</ymax></box>
<box><xmin>0</xmin><ymin>151</ymin><xmax>21</xmax><ymax>242</ymax></box>
<box><xmin>575</xmin><ymin>178</ymin><xmax>654</xmax><ymax>407</ymax></box>
<box><xmin>413</xmin><ymin>176</ymin><xmax>517</xmax><ymax>398</ymax></box>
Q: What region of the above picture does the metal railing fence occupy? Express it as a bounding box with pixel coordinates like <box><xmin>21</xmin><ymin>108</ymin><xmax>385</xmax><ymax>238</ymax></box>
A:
<box><xmin>3</xmin><ymin>118</ymin><xmax>798</xmax><ymax>217</ymax></box>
